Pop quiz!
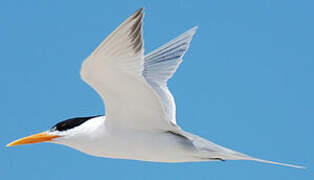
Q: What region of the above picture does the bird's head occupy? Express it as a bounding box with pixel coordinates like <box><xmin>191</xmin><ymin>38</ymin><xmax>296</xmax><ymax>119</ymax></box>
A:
<box><xmin>6</xmin><ymin>115</ymin><xmax>103</xmax><ymax>147</ymax></box>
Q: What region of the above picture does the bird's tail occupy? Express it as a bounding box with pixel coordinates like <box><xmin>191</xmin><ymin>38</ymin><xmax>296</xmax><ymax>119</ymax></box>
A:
<box><xmin>216</xmin><ymin>151</ymin><xmax>305</xmax><ymax>169</ymax></box>
<box><xmin>185</xmin><ymin>132</ymin><xmax>305</xmax><ymax>169</ymax></box>
<box><xmin>242</xmin><ymin>156</ymin><xmax>305</xmax><ymax>169</ymax></box>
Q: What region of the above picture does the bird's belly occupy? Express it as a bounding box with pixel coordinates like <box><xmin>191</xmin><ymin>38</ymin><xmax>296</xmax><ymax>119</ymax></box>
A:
<box><xmin>73</xmin><ymin>130</ymin><xmax>197</xmax><ymax>162</ymax></box>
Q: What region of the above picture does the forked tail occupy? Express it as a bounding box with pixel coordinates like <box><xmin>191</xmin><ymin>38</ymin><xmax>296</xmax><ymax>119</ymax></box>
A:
<box><xmin>217</xmin><ymin>151</ymin><xmax>305</xmax><ymax>169</ymax></box>
<box><xmin>245</xmin><ymin>157</ymin><xmax>305</xmax><ymax>169</ymax></box>
<box><xmin>202</xmin><ymin>143</ymin><xmax>306</xmax><ymax>169</ymax></box>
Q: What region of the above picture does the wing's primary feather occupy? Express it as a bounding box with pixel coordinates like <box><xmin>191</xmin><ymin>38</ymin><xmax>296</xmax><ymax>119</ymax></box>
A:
<box><xmin>92</xmin><ymin>8</ymin><xmax>144</xmax><ymax>58</ymax></box>
<box><xmin>144</xmin><ymin>27</ymin><xmax>197</xmax><ymax>124</ymax></box>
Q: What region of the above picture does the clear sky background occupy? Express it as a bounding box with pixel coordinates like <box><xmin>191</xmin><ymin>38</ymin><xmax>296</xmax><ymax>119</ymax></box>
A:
<box><xmin>1</xmin><ymin>0</ymin><xmax>313</xmax><ymax>179</ymax></box>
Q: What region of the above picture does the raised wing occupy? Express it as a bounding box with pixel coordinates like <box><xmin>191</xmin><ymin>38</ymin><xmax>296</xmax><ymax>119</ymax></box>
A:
<box><xmin>81</xmin><ymin>9</ymin><xmax>176</xmax><ymax>130</ymax></box>
<box><xmin>144</xmin><ymin>27</ymin><xmax>197</xmax><ymax>125</ymax></box>
<box><xmin>81</xmin><ymin>8</ymin><xmax>196</xmax><ymax>131</ymax></box>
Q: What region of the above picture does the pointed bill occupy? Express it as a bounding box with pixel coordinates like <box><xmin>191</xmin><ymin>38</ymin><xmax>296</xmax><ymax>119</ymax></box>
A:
<box><xmin>6</xmin><ymin>132</ymin><xmax>60</xmax><ymax>147</ymax></box>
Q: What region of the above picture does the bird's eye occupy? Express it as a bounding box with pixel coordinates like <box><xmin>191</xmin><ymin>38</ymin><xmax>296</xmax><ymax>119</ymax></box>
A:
<box><xmin>49</xmin><ymin>126</ymin><xmax>57</xmax><ymax>132</ymax></box>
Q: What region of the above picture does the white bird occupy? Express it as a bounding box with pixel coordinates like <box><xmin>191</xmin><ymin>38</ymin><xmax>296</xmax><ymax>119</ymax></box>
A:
<box><xmin>7</xmin><ymin>8</ymin><xmax>303</xmax><ymax>169</ymax></box>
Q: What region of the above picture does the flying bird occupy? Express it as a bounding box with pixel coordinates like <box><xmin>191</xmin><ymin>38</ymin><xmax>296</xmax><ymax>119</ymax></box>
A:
<box><xmin>7</xmin><ymin>8</ymin><xmax>303</xmax><ymax>169</ymax></box>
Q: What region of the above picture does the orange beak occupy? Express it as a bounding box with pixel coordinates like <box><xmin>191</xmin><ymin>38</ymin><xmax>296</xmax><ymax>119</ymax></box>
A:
<box><xmin>6</xmin><ymin>132</ymin><xmax>60</xmax><ymax>147</ymax></box>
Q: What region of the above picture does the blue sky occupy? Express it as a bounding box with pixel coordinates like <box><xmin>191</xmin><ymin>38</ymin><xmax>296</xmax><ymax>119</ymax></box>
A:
<box><xmin>1</xmin><ymin>0</ymin><xmax>313</xmax><ymax>179</ymax></box>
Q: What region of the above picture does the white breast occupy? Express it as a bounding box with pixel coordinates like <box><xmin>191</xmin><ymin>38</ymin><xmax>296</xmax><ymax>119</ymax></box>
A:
<box><xmin>52</xmin><ymin>116</ymin><xmax>196</xmax><ymax>162</ymax></box>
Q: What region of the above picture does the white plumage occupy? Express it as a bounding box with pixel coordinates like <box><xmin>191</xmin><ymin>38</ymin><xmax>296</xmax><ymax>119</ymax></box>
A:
<box><xmin>7</xmin><ymin>8</ymin><xmax>304</xmax><ymax>169</ymax></box>
<box><xmin>75</xmin><ymin>8</ymin><xmax>302</xmax><ymax>168</ymax></box>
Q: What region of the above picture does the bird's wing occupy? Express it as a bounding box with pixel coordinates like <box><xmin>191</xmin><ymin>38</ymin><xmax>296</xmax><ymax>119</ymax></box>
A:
<box><xmin>144</xmin><ymin>27</ymin><xmax>197</xmax><ymax>125</ymax></box>
<box><xmin>81</xmin><ymin>8</ymin><xmax>196</xmax><ymax>131</ymax></box>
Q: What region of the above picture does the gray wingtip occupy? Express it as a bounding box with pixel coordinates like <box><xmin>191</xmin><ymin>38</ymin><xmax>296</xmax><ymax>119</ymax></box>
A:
<box><xmin>131</xmin><ymin>8</ymin><xmax>144</xmax><ymax>19</ymax></box>
<box><xmin>135</xmin><ymin>7</ymin><xmax>144</xmax><ymax>15</ymax></box>
<box><xmin>186</xmin><ymin>26</ymin><xmax>198</xmax><ymax>35</ymax></box>
<box><xmin>182</xmin><ymin>26</ymin><xmax>198</xmax><ymax>40</ymax></box>
<box><xmin>191</xmin><ymin>26</ymin><xmax>199</xmax><ymax>31</ymax></box>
